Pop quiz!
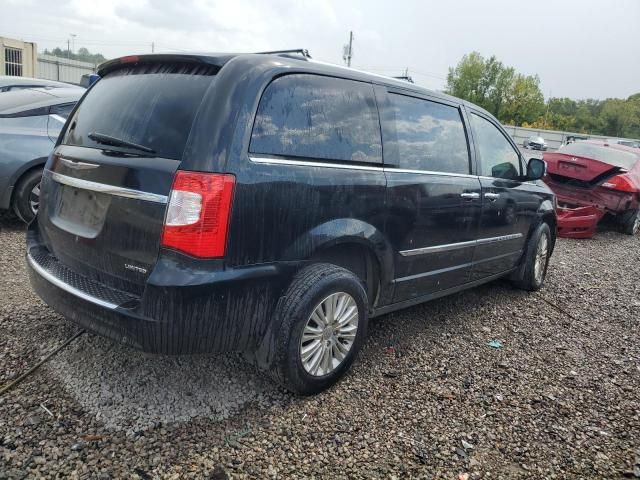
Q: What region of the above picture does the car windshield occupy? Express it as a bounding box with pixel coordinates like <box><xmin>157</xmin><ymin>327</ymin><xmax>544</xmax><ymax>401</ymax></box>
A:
<box><xmin>559</xmin><ymin>142</ymin><xmax>638</xmax><ymax>169</ymax></box>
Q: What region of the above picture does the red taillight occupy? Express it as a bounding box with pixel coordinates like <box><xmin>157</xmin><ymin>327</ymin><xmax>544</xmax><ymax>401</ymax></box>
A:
<box><xmin>161</xmin><ymin>171</ymin><xmax>235</xmax><ymax>258</ymax></box>
<box><xmin>120</xmin><ymin>55</ymin><xmax>139</xmax><ymax>64</ymax></box>
<box><xmin>601</xmin><ymin>174</ymin><xmax>637</xmax><ymax>193</ymax></box>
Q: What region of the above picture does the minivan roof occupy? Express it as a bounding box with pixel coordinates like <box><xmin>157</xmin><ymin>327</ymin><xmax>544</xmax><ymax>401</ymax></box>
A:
<box><xmin>97</xmin><ymin>52</ymin><xmax>489</xmax><ymax>116</ymax></box>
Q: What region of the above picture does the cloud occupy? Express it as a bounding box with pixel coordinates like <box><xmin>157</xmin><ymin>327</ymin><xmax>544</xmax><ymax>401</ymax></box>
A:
<box><xmin>0</xmin><ymin>0</ymin><xmax>638</xmax><ymax>98</ymax></box>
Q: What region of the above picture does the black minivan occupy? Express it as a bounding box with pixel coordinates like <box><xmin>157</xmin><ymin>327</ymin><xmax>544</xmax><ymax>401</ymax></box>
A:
<box><xmin>27</xmin><ymin>52</ymin><xmax>556</xmax><ymax>394</ymax></box>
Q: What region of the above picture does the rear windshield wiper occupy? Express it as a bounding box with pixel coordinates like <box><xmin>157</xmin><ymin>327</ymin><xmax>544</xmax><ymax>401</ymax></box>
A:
<box><xmin>88</xmin><ymin>132</ymin><xmax>156</xmax><ymax>155</ymax></box>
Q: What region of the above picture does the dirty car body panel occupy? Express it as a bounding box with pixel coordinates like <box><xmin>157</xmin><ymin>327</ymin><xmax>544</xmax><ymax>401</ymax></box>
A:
<box><xmin>27</xmin><ymin>53</ymin><xmax>556</xmax><ymax>357</ymax></box>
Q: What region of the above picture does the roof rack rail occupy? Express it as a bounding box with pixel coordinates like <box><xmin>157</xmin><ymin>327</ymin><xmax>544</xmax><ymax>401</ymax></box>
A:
<box><xmin>393</xmin><ymin>75</ymin><xmax>414</xmax><ymax>84</ymax></box>
<box><xmin>256</xmin><ymin>49</ymin><xmax>312</xmax><ymax>59</ymax></box>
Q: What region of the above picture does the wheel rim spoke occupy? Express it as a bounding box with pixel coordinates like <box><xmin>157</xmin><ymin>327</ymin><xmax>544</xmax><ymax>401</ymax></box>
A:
<box><xmin>300</xmin><ymin>292</ymin><xmax>359</xmax><ymax>377</ymax></box>
<box><xmin>301</xmin><ymin>339</ymin><xmax>322</xmax><ymax>362</ymax></box>
<box><xmin>310</xmin><ymin>309</ymin><xmax>326</xmax><ymax>328</ymax></box>
<box><xmin>308</xmin><ymin>344</ymin><xmax>325</xmax><ymax>375</ymax></box>
<box><xmin>332</xmin><ymin>342</ymin><xmax>346</xmax><ymax>362</ymax></box>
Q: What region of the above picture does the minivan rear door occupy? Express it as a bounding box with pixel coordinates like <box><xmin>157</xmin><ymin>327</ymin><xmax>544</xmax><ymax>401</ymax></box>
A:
<box><xmin>37</xmin><ymin>61</ymin><xmax>217</xmax><ymax>294</ymax></box>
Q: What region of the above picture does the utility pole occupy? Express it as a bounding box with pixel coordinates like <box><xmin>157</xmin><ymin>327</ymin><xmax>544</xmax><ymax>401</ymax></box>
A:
<box><xmin>151</xmin><ymin>41</ymin><xmax>155</xmax><ymax>53</ymax></box>
<box><xmin>70</xmin><ymin>34</ymin><xmax>76</xmax><ymax>55</ymax></box>
<box><xmin>543</xmin><ymin>90</ymin><xmax>551</xmax><ymax>129</ymax></box>
<box><xmin>342</xmin><ymin>31</ymin><xmax>353</xmax><ymax>67</ymax></box>
<box><xmin>67</xmin><ymin>39</ymin><xmax>70</xmax><ymax>59</ymax></box>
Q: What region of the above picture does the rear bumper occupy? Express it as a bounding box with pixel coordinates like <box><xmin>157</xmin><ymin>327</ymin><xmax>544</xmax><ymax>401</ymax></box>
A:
<box><xmin>545</xmin><ymin>179</ymin><xmax>638</xmax><ymax>214</ymax></box>
<box><xmin>27</xmin><ymin>229</ymin><xmax>297</xmax><ymax>354</ymax></box>
<box><xmin>557</xmin><ymin>206</ymin><xmax>604</xmax><ymax>239</ymax></box>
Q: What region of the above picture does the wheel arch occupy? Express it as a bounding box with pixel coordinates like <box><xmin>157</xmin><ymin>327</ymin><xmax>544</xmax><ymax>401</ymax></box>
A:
<box><xmin>537</xmin><ymin>198</ymin><xmax>557</xmax><ymax>253</ymax></box>
<box><xmin>9</xmin><ymin>159</ymin><xmax>47</xmax><ymax>202</ymax></box>
<box><xmin>281</xmin><ymin>218</ymin><xmax>395</xmax><ymax>308</ymax></box>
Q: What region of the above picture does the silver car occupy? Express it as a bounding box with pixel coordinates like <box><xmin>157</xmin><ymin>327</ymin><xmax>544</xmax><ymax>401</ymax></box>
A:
<box><xmin>0</xmin><ymin>76</ymin><xmax>75</xmax><ymax>92</ymax></box>
<box><xmin>0</xmin><ymin>87</ymin><xmax>84</xmax><ymax>222</ymax></box>
<box><xmin>523</xmin><ymin>135</ymin><xmax>548</xmax><ymax>151</ymax></box>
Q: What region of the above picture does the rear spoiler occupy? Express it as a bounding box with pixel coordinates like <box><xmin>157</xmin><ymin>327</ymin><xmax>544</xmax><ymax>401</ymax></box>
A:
<box><xmin>97</xmin><ymin>53</ymin><xmax>235</xmax><ymax>77</ymax></box>
<box><xmin>98</xmin><ymin>49</ymin><xmax>312</xmax><ymax>76</ymax></box>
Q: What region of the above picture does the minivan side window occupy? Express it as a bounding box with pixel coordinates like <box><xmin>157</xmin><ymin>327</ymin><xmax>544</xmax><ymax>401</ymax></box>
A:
<box><xmin>471</xmin><ymin>113</ymin><xmax>521</xmax><ymax>180</ymax></box>
<box><xmin>250</xmin><ymin>74</ymin><xmax>382</xmax><ymax>164</ymax></box>
<box><xmin>387</xmin><ymin>94</ymin><xmax>470</xmax><ymax>174</ymax></box>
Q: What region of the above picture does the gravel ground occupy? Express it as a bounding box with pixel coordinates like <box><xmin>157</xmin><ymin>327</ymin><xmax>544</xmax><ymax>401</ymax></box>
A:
<box><xmin>1</xmin><ymin>211</ymin><xmax>639</xmax><ymax>479</ymax></box>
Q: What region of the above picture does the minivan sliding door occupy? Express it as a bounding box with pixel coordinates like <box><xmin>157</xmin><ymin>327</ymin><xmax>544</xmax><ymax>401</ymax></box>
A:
<box><xmin>378</xmin><ymin>90</ymin><xmax>482</xmax><ymax>303</ymax></box>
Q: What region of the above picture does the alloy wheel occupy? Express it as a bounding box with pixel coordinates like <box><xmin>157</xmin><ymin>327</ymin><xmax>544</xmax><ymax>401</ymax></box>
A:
<box><xmin>534</xmin><ymin>233</ymin><xmax>549</xmax><ymax>284</ymax></box>
<box><xmin>29</xmin><ymin>182</ymin><xmax>41</xmax><ymax>215</ymax></box>
<box><xmin>300</xmin><ymin>292</ymin><xmax>359</xmax><ymax>377</ymax></box>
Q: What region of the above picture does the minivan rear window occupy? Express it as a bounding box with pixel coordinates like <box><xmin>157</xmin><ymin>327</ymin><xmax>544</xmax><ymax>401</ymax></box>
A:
<box><xmin>62</xmin><ymin>64</ymin><xmax>216</xmax><ymax>160</ymax></box>
<box><xmin>250</xmin><ymin>74</ymin><xmax>382</xmax><ymax>164</ymax></box>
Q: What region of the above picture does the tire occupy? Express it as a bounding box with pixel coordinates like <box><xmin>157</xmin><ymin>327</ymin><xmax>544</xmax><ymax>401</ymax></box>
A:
<box><xmin>511</xmin><ymin>222</ymin><xmax>552</xmax><ymax>291</ymax></box>
<box><xmin>12</xmin><ymin>169</ymin><xmax>42</xmax><ymax>223</ymax></box>
<box><xmin>267</xmin><ymin>263</ymin><xmax>368</xmax><ymax>395</ymax></box>
<box><xmin>621</xmin><ymin>209</ymin><xmax>639</xmax><ymax>236</ymax></box>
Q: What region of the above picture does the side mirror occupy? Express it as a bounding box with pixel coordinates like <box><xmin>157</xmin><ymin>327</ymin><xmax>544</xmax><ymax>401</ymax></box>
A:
<box><xmin>526</xmin><ymin>158</ymin><xmax>546</xmax><ymax>181</ymax></box>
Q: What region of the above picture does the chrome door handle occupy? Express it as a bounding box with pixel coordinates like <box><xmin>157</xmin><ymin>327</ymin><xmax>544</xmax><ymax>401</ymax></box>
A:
<box><xmin>484</xmin><ymin>193</ymin><xmax>500</xmax><ymax>201</ymax></box>
<box><xmin>460</xmin><ymin>192</ymin><xmax>480</xmax><ymax>200</ymax></box>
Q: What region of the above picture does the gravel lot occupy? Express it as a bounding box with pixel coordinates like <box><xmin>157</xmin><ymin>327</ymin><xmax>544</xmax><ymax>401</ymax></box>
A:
<box><xmin>1</xmin><ymin>211</ymin><xmax>639</xmax><ymax>479</ymax></box>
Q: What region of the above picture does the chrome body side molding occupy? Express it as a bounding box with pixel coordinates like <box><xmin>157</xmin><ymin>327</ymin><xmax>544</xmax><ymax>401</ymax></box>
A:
<box><xmin>399</xmin><ymin>233</ymin><xmax>524</xmax><ymax>257</ymax></box>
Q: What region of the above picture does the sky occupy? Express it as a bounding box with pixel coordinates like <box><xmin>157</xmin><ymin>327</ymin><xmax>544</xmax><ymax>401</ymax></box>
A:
<box><xmin>2</xmin><ymin>0</ymin><xmax>639</xmax><ymax>100</ymax></box>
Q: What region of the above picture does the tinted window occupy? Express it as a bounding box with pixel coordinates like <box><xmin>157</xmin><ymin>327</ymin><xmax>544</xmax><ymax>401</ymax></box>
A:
<box><xmin>0</xmin><ymin>115</ymin><xmax>48</xmax><ymax>131</ymax></box>
<box><xmin>389</xmin><ymin>94</ymin><xmax>469</xmax><ymax>174</ymax></box>
<box><xmin>471</xmin><ymin>113</ymin><xmax>521</xmax><ymax>179</ymax></box>
<box><xmin>250</xmin><ymin>75</ymin><xmax>382</xmax><ymax>163</ymax></box>
<box><xmin>63</xmin><ymin>64</ymin><xmax>216</xmax><ymax>160</ymax></box>
<box><xmin>559</xmin><ymin>142</ymin><xmax>638</xmax><ymax>169</ymax></box>
<box><xmin>51</xmin><ymin>103</ymin><xmax>75</xmax><ymax>119</ymax></box>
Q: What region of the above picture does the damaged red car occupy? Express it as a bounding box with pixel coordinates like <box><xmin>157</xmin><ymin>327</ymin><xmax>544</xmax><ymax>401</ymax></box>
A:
<box><xmin>543</xmin><ymin>141</ymin><xmax>640</xmax><ymax>236</ymax></box>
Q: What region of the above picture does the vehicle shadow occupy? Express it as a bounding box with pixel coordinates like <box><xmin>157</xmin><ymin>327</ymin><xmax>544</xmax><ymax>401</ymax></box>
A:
<box><xmin>0</xmin><ymin>211</ymin><xmax>25</xmax><ymax>232</ymax></box>
<box><xmin>44</xmin><ymin>275</ymin><xmax>523</xmax><ymax>434</ymax></box>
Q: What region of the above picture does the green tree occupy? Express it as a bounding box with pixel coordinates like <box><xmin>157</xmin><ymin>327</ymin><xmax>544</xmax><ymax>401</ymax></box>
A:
<box><xmin>446</xmin><ymin>52</ymin><xmax>487</xmax><ymax>107</ymax></box>
<box><xmin>447</xmin><ymin>52</ymin><xmax>640</xmax><ymax>139</ymax></box>
<box><xmin>445</xmin><ymin>51</ymin><xmax>544</xmax><ymax>126</ymax></box>
<box><xmin>501</xmin><ymin>74</ymin><xmax>545</xmax><ymax>125</ymax></box>
<box><xmin>43</xmin><ymin>47</ymin><xmax>107</xmax><ymax>65</ymax></box>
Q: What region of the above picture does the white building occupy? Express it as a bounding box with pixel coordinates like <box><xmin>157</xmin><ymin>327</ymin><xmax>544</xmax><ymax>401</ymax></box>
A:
<box><xmin>1</xmin><ymin>35</ymin><xmax>96</xmax><ymax>85</ymax></box>
<box><xmin>1</xmin><ymin>36</ymin><xmax>38</xmax><ymax>77</ymax></box>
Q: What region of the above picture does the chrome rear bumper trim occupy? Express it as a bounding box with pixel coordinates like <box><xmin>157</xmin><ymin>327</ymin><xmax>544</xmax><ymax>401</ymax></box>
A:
<box><xmin>49</xmin><ymin>171</ymin><xmax>168</xmax><ymax>204</ymax></box>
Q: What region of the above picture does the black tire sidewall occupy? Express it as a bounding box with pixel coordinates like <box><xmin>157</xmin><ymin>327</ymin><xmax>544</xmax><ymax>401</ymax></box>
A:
<box><xmin>277</xmin><ymin>266</ymin><xmax>368</xmax><ymax>395</ymax></box>
<box><xmin>526</xmin><ymin>223</ymin><xmax>551</xmax><ymax>291</ymax></box>
<box><xmin>622</xmin><ymin>209</ymin><xmax>639</xmax><ymax>235</ymax></box>
<box><xmin>12</xmin><ymin>170</ymin><xmax>42</xmax><ymax>223</ymax></box>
